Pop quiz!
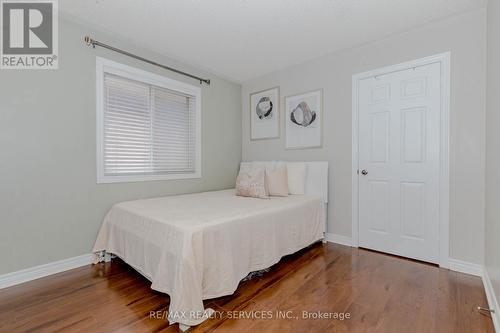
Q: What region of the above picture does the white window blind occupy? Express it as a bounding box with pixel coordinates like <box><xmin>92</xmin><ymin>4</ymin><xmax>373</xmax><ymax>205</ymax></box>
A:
<box><xmin>99</xmin><ymin>69</ymin><xmax>199</xmax><ymax>182</ymax></box>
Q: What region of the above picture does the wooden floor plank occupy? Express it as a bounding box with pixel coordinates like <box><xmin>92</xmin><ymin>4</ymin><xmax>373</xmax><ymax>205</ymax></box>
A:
<box><xmin>0</xmin><ymin>243</ymin><xmax>494</xmax><ymax>333</ymax></box>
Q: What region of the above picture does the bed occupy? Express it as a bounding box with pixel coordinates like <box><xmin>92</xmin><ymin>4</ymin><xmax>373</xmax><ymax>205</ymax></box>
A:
<box><xmin>93</xmin><ymin>161</ymin><xmax>328</xmax><ymax>330</ymax></box>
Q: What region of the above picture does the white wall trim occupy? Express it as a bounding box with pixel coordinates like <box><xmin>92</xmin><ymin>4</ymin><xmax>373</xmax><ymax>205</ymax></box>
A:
<box><xmin>351</xmin><ymin>52</ymin><xmax>451</xmax><ymax>268</ymax></box>
<box><xmin>325</xmin><ymin>233</ymin><xmax>353</xmax><ymax>247</ymax></box>
<box><xmin>448</xmin><ymin>258</ymin><xmax>483</xmax><ymax>277</ymax></box>
<box><xmin>0</xmin><ymin>254</ymin><xmax>94</xmax><ymax>290</ymax></box>
<box><xmin>447</xmin><ymin>260</ymin><xmax>498</xmax><ymax>331</ymax></box>
<box><xmin>483</xmin><ymin>269</ymin><xmax>500</xmax><ymax>332</ymax></box>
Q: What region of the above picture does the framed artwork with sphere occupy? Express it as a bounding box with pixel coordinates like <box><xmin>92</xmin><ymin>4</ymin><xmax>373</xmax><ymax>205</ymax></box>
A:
<box><xmin>250</xmin><ymin>87</ymin><xmax>280</xmax><ymax>140</ymax></box>
<box><xmin>285</xmin><ymin>89</ymin><xmax>323</xmax><ymax>149</ymax></box>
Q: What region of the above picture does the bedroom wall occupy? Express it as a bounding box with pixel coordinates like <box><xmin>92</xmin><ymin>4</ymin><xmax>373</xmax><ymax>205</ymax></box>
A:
<box><xmin>485</xmin><ymin>0</ymin><xmax>500</xmax><ymax>312</ymax></box>
<box><xmin>241</xmin><ymin>9</ymin><xmax>486</xmax><ymax>264</ymax></box>
<box><xmin>0</xmin><ymin>18</ymin><xmax>242</xmax><ymax>275</ymax></box>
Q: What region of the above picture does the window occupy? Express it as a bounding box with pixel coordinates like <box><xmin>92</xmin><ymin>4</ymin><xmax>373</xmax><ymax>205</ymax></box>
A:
<box><xmin>96</xmin><ymin>57</ymin><xmax>201</xmax><ymax>183</ymax></box>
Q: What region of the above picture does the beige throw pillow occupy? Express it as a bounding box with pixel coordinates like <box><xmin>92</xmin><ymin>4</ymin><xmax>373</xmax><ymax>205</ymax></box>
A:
<box><xmin>235</xmin><ymin>167</ymin><xmax>268</xmax><ymax>199</ymax></box>
<box><xmin>266</xmin><ymin>166</ymin><xmax>289</xmax><ymax>196</ymax></box>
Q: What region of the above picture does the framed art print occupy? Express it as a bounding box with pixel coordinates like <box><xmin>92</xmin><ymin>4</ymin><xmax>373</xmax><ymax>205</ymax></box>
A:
<box><xmin>250</xmin><ymin>87</ymin><xmax>279</xmax><ymax>140</ymax></box>
<box><xmin>285</xmin><ymin>89</ymin><xmax>322</xmax><ymax>149</ymax></box>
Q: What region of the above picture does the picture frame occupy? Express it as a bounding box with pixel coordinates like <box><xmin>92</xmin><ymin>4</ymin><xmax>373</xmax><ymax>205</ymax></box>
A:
<box><xmin>285</xmin><ymin>89</ymin><xmax>323</xmax><ymax>149</ymax></box>
<box><xmin>250</xmin><ymin>87</ymin><xmax>280</xmax><ymax>140</ymax></box>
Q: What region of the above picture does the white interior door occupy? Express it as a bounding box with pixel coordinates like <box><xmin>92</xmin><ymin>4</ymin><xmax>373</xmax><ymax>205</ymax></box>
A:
<box><xmin>358</xmin><ymin>62</ymin><xmax>441</xmax><ymax>263</ymax></box>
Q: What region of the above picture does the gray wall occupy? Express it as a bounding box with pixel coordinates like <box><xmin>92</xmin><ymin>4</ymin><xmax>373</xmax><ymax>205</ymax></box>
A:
<box><xmin>0</xmin><ymin>18</ymin><xmax>242</xmax><ymax>274</ymax></box>
<box><xmin>242</xmin><ymin>9</ymin><xmax>486</xmax><ymax>264</ymax></box>
<box><xmin>486</xmin><ymin>0</ymin><xmax>500</xmax><ymax>311</ymax></box>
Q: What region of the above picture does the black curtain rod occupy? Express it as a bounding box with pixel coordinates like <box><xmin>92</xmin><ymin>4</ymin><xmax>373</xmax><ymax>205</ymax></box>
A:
<box><xmin>84</xmin><ymin>36</ymin><xmax>211</xmax><ymax>85</ymax></box>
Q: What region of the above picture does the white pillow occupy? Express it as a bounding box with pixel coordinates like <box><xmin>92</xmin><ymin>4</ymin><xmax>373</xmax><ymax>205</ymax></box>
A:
<box><xmin>287</xmin><ymin>163</ymin><xmax>307</xmax><ymax>194</ymax></box>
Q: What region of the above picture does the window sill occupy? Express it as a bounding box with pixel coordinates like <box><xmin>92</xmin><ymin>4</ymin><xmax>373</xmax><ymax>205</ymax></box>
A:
<box><xmin>97</xmin><ymin>171</ymin><xmax>201</xmax><ymax>184</ymax></box>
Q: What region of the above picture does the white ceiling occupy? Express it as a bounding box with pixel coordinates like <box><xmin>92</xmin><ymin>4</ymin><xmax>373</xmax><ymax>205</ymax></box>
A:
<box><xmin>61</xmin><ymin>0</ymin><xmax>486</xmax><ymax>83</ymax></box>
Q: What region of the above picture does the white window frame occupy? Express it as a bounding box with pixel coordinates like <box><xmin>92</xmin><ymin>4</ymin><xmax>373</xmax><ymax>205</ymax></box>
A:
<box><xmin>96</xmin><ymin>57</ymin><xmax>202</xmax><ymax>184</ymax></box>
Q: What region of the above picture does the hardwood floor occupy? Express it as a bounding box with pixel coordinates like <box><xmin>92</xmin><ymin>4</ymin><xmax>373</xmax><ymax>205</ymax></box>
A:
<box><xmin>0</xmin><ymin>243</ymin><xmax>494</xmax><ymax>333</ymax></box>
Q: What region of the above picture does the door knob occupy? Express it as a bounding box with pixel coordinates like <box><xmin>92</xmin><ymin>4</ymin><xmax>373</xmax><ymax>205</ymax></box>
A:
<box><xmin>361</xmin><ymin>169</ymin><xmax>368</xmax><ymax>175</ymax></box>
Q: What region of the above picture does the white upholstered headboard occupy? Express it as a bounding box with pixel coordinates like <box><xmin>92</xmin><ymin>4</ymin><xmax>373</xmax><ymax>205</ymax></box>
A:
<box><xmin>303</xmin><ymin>161</ymin><xmax>329</xmax><ymax>203</ymax></box>
<box><xmin>240</xmin><ymin>161</ymin><xmax>329</xmax><ymax>203</ymax></box>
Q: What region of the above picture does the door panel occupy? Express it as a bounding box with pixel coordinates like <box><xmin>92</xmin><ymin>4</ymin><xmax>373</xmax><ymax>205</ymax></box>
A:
<box><xmin>370</xmin><ymin>111</ymin><xmax>390</xmax><ymax>163</ymax></box>
<box><xmin>400</xmin><ymin>182</ymin><xmax>425</xmax><ymax>239</ymax></box>
<box><xmin>401</xmin><ymin>107</ymin><xmax>426</xmax><ymax>163</ymax></box>
<box><xmin>358</xmin><ymin>62</ymin><xmax>441</xmax><ymax>263</ymax></box>
<box><xmin>370</xmin><ymin>84</ymin><xmax>391</xmax><ymax>103</ymax></box>
<box><xmin>368</xmin><ymin>180</ymin><xmax>390</xmax><ymax>233</ymax></box>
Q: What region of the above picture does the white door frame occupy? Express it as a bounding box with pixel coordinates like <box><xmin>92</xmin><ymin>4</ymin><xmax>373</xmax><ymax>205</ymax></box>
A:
<box><xmin>351</xmin><ymin>52</ymin><xmax>451</xmax><ymax>268</ymax></box>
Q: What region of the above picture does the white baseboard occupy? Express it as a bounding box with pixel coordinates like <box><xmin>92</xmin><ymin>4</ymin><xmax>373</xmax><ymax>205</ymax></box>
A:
<box><xmin>0</xmin><ymin>253</ymin><xmax>94</xmax><ymax>289</ymax></box>
<box><xmin>448</xmin><ymin>259</ymin><xmax>499</xmax><ymax>331</ymax></box>
<box><xmin>448</xmin><ymin>258</ymin><xmax>484</xmax><ymax>277</ymax></box>
<box><xmin>483</xmin><ymin>268</ymin><xmax>500</xmax><ymax>332</ymax></box>
<box><xmin>325</xmin><ymin>233</ymin><xmax>353</xmax><ymax>247</ymax></box>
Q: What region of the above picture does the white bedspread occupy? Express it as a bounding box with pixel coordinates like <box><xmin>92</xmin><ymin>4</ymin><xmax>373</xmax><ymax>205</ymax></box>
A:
<box><xmin>93</xmin><ymin>189</ymin><xmax>324</xmax><ymax>326</ymax></box>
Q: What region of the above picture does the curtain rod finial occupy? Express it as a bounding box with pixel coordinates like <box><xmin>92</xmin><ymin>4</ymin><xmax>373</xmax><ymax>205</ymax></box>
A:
<box><xmin>84</xmin><ymin>36</ymin><xmax>95</xmax><ymax>48</ymax></box>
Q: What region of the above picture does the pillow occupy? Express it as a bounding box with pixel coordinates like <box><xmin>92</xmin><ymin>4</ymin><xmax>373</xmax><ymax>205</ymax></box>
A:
<box><xmin>235</xmin><ymin>167</ymin><xmax>268</xmax><ymax>199</ymax></box>
<box><xmin>287</xmin><ymin>163</ymin><xmax>307</xmax><ymax>194</ymax></box>
<box><xmin>265</xmin><ymin>165</ymin><xmax>289</xmax><ymax>196</ymax></box>
<box><xmin>240</xmin><ymin>162</ymin><xmax>269</xmax><ymax>195</ymax></box>
<box><xmin>239</xmin><ymin>162</ymin><xmax>253</xmax><ymax>173</ymax></box>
